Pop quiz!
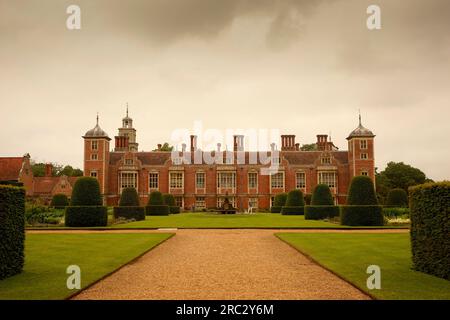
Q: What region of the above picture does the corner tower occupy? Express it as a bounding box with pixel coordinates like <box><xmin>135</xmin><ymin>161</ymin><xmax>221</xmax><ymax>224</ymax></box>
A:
<box><xmin>347</xmin><ymin>114</ymin><xmax>375</xmax><ymax>180</ymax></box>
<box><xmin>115</xmin><ymin>105</ymin><xmax>138</xmax><ymax>152</ymax></box>
<box><xmin>83</xmin><ymin>115</ymin><xmax>111</xmax><ymax>200</ymax></box>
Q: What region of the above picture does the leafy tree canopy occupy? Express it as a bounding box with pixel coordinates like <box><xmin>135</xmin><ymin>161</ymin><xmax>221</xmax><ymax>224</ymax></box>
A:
<box><xmin>300</xmin><ymin>143</ymin><xmax>317</xmax><ymax>151</ymax></box>
<box><xmin>376</xmin><ymin>162</ymin><xmax>431</xmax><ymax>202</ymax></box>
<box><xmin>31</xmin><ymin>162</ymin><xmax>83</xmax><ymax>177</ymax></box>
<box><xmin>153</xmin><ymin>142</ymin><xmax>173</xmax><ymax>151</ymax></box>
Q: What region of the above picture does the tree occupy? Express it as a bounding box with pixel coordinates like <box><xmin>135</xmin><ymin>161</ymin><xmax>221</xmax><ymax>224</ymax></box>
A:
<box><xmin>31</xmin><ymin>162</ymin><xmax>83</xmax><ymax>177</ymax></box>
<box><xmin>153</xmin><ymin>142</ymin><xmax>173</xmax><ymax>151</ymax></box>
<box><xmin>51</xmin><ymin>194</ymin><xmax>69</xmax><ymax>208</ymax></box>
<box><xmin>376</xmin><ymin>162</ymin><xmax>431</xmax><ymax>202</ymax></box>
<box><xmin>300</xmin><ymin>143</ymin><xmax>317</xmax><ymax>151</ymax></box>
<box><xmin>285</xmin><ymin>190</ymin><xmax>305</xmax><ymax>207</ymax></box>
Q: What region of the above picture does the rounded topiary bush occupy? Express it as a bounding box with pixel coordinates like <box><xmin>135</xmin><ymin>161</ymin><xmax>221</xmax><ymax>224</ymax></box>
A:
<box><xmin>147</xmin><ymin>191</ymin><xmax>164</xmax><ymax>205</ymax></box>
<box><xmin>340</xmin><ymin>176</ymin><xmax>383</xmax><ymax>226</ymax></box>
<box><xmin>146</xmin><ymin>191</ymin><xmax>169</xmax><ymax>216</ymax></box>
<box><xmin>271</xmin><ymin>193</ymin><xmax>287</xmax><ymax>213</ymax></box>
<box><xmin>119</xmin><ymin>187</ymin><xmax>140</xmax><ymax>206</ymax></box>
<box><xmin>51</xmin><ymin>193</ymin><xmax>69</xmax><ymax>209</ymax></box>
<box><xmin>346</xmin><ymin>176</ymin><xmax>378</xmax><ymax>205</ymax></box>
<box><xmin>285</xmin><ymin>190</ymin><xmax>305</xmax><ymax>206</ymax></box>
<box><xmin>305</xmin><ymin>184</ymin><xmax>339</xmax><ymax>220</ymax></box>
<box><xmin>65</xmin><ymin>177</ymin><xmax>107</xmax><ymax>227</ymax></box>
<box><xmin>163</xmin><ymin>194</ymin><xmax>180</xmax><ymax>214</ymax></box>
<box><xmin>281</xmin><ymin>190</ymin><xmax>305</xmax><ymax>215</ymax></box>
<box><xmin>386</xmin><ymin>188</ymin><xmax>408</xmax><ymax>207</ymax></box>
<box><xmin>163</xmin><ymin>194</ymin><xmax>175</xmax><ymax>206</ymax></box>
<box><xmin>311</xmin><ymin>184</ymin><xmax>334</xmax><ymax>205</ymax></box>
<box><xmin>70</xmin><ymin>177</ymin><xmax>102</xmax><ymax>206</ymax></box>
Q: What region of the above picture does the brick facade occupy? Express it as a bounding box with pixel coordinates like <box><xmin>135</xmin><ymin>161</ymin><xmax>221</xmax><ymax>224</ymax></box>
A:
<box><xmin>82</xmin><ymin>112</ymin><xmax>376</xmax><ymax>210</ymax></box>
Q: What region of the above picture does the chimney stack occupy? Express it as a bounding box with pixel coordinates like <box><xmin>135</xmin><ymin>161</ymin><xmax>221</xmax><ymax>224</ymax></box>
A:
<box><xmin>233</xmin><ymin>135</ymin><xmax>244</xmax><ymax>152</ymax></box>
<box><xmin>217</xmin><ymin>143</ymin><xmax>221</xmax><ymax>152</ymax></box>
<box><xmin>157</xmin><ymin>143</ymin><xmax>162</xmax><ymax>150</ymax></box>
<box><xmin>190</xmin><ymin>135</ymin><xmax>197</xmax><ymax>152</ymax></box>
<box><xmin>316</xmin><ymin>134</ymin><xmax>328</xmax><ymax>151</ymax></box>
<box><xmin>45</xmin><ymin>163</ymin><xmax>53</xmax><ymax>177</ymax></box>
<box><xmin>281</xmin><ymin>135</ymin><xmax>296</xmax><ymax>151</ymax></box>
<box><xmin>295</xmin><ymin>143</ymin><xmax>300</xmax><ymax>151</ymax></box>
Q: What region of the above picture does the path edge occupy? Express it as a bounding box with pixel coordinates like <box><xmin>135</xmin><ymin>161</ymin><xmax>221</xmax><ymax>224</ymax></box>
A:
<box><xmin>65</xmin><ymin>232</ymin><xmax>176</xmax><ymax>300</ymax></box>
<box><xmin>274</xmin><ymin>233</ymin><xmax>377</xmax><ymax>301</ymax></box>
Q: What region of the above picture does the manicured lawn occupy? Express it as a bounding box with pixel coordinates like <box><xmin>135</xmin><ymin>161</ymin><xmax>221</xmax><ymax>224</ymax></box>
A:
<box><xmin>0</xmin><ymin>233</ymin><xmax>173</xmax><ymax>300</ymax></box>
<box><xmin>112</xmin><ymin>213</ymin><xmax>344</xmax><ymax>229</ymax></box>
<box><xmin>276</xmin><ymin>233</ymin><xmax>450</xmax><ymax>300</ymax></box>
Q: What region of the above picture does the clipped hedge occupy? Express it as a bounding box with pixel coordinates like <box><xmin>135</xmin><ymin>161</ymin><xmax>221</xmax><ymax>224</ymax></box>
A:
<box><xmin>148</xmin><ymin>191</ymin><xmax>164</xmax><ymax>205</ymax></box>
<box><xmin>65</xmin><ymin>206</ymin><xmax>108</xmax><ymax>227</ymax></box>
<box><xmin>409</xmin><ymin>182</ymin><xmax>449</xmax><ymax>280</ymax></box>
<box><xmin>50</xmin><ymin>193</ymin><xmax>69</xmax><ymax>209</ymax></box>
<box><xmin>271</xmin><ymin>193</ymin><xmax>287</xmax><ymax>213</ymax></box>
<box><xmin>146</xmin><ymin>205</ymin><xmax>170</xmax><ymax>216</ymax></box>
<box><xmin>70</xmin><ymin>177</ymin><xmax>102</xmax><ymax>206</ymax></box>
<box><xmin>119</xmin><ymin>187</ymin><xmax>140</xmax><ymax>206</ymax></box>
<box><xmin>163</xmin><ymin>194</ymin><xmax>175</xmax><ymax>206</ymax></box>
<box><xmin>285</xmin><ymin>190</ymin><xmax>305</xmax><ymax>207</ymax></box>
<box><xmin>270</xmin><ymin>206</ymin><xmax>282</xmax><ymax>213</ymax></box>
<box><xmin>113</xmin><ymin>206</ymin><xmax>145</xmax><ymax>221</ymax></box>
<box><xmin>0</xmin><ymin>185</ymin><xmax>25</xmax><ymax>280</ymax></box>
<box><xmin>386</xmin><ymin>188</ymin><xmax>408</xmax><ymax>207</ymax></box>
<box><xmin>305</xmin><ymin>184</ymin><xmax>339</xmax><ymax>220</ymax></box>
<box><xmin>305</xmin><ymin>205</ymin><xmax>340</xmax><ymax>220</ymax></box>
<box><xmin>281</xmin><ymin>206</ymin><xmax>304</xmax><ymax>215</ymax></box>
<box><xmin>340</xmin><ymin>205</ymin><xmax>384</xmax><ymax>226</ymax></box>
<box><xmin>311</xmin><ymin>184</ymin><xmax>334</xmax><ymax>205</ymax></box>
<box><xmin>170</xmin><ymin>206</ymin><xmax>181</xmax><ymax>214</ymax></box>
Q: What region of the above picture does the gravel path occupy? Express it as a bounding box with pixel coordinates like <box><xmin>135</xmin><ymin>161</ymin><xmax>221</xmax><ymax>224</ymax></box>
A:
<box><xmin>71</xmin><ymin>229</ymin><xmax>371</xmax><ymax>300</ymax></box>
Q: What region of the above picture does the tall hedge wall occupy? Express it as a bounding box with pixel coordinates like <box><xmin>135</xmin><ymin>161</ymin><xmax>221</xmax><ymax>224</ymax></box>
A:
<box><xmin>271</xmin><ymin>193</ymin><xmax>287</xmax><ymax>213</ymax></box>
<box><xmin>0</xmin><ymin>185</ymin><xmax>25</xmax><ymax>279</ymax></box>
<box><xmin>51</xmin><ymin>193</ymin><xmax>69</xmax><ymax>209</ymax></box>
<box><xmin>409</xmin><ymin>182</ymin><xmax>449</xmax><ymax>280</ymax></box>
<box><xmin>113</xmin><ymin>206</ymin><xmax>145</xmax><ymax>221</ymax></box>
<box><xmin>386</xmin><ymin>188</ymin><xmax>408</xmax><ymax>207</ymax></box>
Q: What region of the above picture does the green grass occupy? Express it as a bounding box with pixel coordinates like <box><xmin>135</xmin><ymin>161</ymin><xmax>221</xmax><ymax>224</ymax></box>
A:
<box><xmin>276</xmin><ymin>233</ymin><xmax>450</xmax><ymax>300</ymax></box>
<box><xmin>0</xmin><ymin>233</ymin><xmax>173</xmax><ymax>300</ymax></box>
<box><xmin>111</xmin><ymin>212</ymin><xmax>345</xmax><ymax>229</ymax></box>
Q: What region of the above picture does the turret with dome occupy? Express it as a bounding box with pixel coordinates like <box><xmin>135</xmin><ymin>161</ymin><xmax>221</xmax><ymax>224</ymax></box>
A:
<box><xmin>83</xmin><ymin>114</ymin><xmax>111</xmax><ymax>140</ymax></box>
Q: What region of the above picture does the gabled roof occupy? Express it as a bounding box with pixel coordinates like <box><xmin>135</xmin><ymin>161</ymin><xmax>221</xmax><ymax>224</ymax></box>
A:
<box><xmin>0</xmin><ymin>157</ymin><xmax>24</xmax><ymax>181</ymax></box>
<box><xmin>283</xmin><ymin>151</ymin><xmax>349</xmax><ymax>165</ymax></box>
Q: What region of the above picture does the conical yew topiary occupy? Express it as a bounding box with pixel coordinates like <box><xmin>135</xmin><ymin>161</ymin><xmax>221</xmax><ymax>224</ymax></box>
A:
<box><xmin>119</xmin><ymin>187</ymin><xmax>140</xmax><ymax>206</ymax></box>
<box><xmin>311</xmin><ymin>184</ymin><xmax>334</xmax><ymax>205</ymax></box>
<box><xmin>346</xmin><ymin>176</ymin><xmax>378</xmax><ymax>205</ymax></box>
<box><xmin>70</xmin><ymin>177</ymin><xmax>102</xmax><ymax>206</ymax></box>
<box><xmin>285</xmin><ymin>189</ymin><xmax>305</xmax><ymax>206</ymax></box>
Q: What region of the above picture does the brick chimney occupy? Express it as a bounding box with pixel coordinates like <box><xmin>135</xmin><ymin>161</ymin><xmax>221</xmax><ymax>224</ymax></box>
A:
<box><xmin>190</xmin><ymin>135</ymin><xmax>197</xmax><ymax>152</ymax></box>
<box><xmin>281</xmin><ymin>135</ymin><xmax>296</xmax><ymax>151</ymax></box>
<box><xmin>233</xmin><ymin>135</ymin><xmax>244</xmax><ymax>152</ymax></box>
<box><xmin>45</xmin><ymin>163</ymin><xmax>53</xmax><ymax>177</ymax></box>
<box><xmin>316</xmin><ymin>134</ymin><xmax>328</xmax><ymax>151</ymax></box>
<box><xmin>157</xmin><ymin>143</ymin><xmax>162</xmax><ymax>151</ymax></box>
<box><xmin>114</xmin><ymin>135</ymin><xmax>130</xmax><ymax>152</ymax></box>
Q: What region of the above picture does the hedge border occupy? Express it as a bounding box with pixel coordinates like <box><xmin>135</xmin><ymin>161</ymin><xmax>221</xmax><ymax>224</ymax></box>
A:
<box><xmin>305</xmin><ymin>205</ymin><xmax>339</xmax><ymax>220</ymax></box>
<box><xmin>281</xmin><ymin>206</ymin><xmax>304</xmax><ymax>215</ymax></box>
<box><xmin>145</xmin><ymin>205</ymin><xmax>170</xmax><ymax>216</ymax></box>
<box><xmin>340</xmin><ymin>205</ymin><xmax>384</xmax><ymax>226</ymax></box>
<box><xmin>113</xmin><ymin>206</ymin><xmax>145</xmax><ymax>221</ymax></box>
<box><xmin>65</xmin><ymin>206</ymin><xmax>108</xmax><ymax>227</ymax></box>
<box><xmin>0</xmin><ymin>185</ymin><xmax>25</xmax><ymax>280</ymax></box>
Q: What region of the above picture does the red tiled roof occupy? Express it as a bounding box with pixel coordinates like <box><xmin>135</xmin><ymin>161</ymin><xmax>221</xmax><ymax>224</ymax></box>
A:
<box><xmin>109</xmin><ymin>150</ymin><xmax>349</xmax><ymax>166</ymax></box>
<box><xmin>33</xmin><ymin>177</ymin><xmax>59</xmax><ymax>195</ymax></box>
<box><xmin>0</xmin><ymin>157</ymin><xmax>23</xmax><ymax>181</ymax></box>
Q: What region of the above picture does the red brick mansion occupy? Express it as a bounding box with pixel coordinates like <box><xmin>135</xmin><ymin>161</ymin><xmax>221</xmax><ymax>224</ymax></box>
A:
<box><xmin>83</xmin><ymin>111</ymin><xmax>375</xmax><ymax>210</ymax></box>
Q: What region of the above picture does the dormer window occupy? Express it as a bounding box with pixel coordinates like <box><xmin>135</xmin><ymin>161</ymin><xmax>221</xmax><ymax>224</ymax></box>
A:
<box><xmin>321</xmin><ymin>157</ymin><xmax>331</xmax><ymax>165</ymax></box>
<box><xmin>125</xmin><ymin>159</ymin><xmax>133</xmax><ymax>165</ymax></box>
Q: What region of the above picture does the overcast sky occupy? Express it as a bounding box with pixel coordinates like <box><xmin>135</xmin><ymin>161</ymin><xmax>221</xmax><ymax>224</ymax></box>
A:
<box><xmin>0</xmin><ymin>0</ymin><xmax>449</xmax><ymax>180</ymax></box>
